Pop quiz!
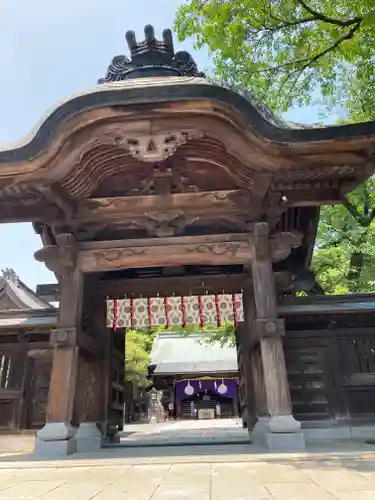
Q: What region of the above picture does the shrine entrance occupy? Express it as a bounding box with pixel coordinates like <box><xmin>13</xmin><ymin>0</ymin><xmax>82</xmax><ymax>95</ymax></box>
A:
<box><xmin>0</xmin><ymin>24</ymin><xmax>373</xmax><ymax>457</ymax></box>
<box><xmin>33</xmin><ymin>220</ymin><xmax>304</xmax><ymax>457</ymax></box>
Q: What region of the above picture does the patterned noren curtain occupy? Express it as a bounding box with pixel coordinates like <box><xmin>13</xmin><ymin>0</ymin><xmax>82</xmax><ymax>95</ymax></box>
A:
<box><xmin>106</xmin><ymin>294</ymin><xmax>244</xmax><ymax>330</ymax></box>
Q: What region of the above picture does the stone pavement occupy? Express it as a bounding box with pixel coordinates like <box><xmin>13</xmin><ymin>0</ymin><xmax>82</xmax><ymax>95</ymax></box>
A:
<box><xmin>117</xmin><ymin>418</ymin><xmax>250</xmax><ymax>446</ymax></box>
<box><xmin>1</xmin><ymin>444</ymin><xmax>375</xmax><ymax>499</ymax></box>
<box><xmin>1</xmin><ymin>420</ymin><xmax>375</xmax><ymax>499</ymax></box>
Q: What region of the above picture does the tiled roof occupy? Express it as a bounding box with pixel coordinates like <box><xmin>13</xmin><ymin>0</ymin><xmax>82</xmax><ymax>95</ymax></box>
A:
<box><xmin>150</xmin><ymin>331</ymin><xmax>238</xmax><ymax>375</ymax></box>
<box><xmin>0</xmin><ymin>269</ymin><xmax>54</xmax><ymax>311</ymax></box>
<box><xmin>0</xmin><ymin>309</ymin><xmax>56</xmax><ymax>329</ymax></box>
<box><xmin>0</xmin><ymin>77</ymin><xmax>317</xmax><ymax>154</ymax></box>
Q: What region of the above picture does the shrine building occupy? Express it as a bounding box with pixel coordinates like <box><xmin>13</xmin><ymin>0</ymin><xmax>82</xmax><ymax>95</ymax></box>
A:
<box><xmin>148</xmin><ymin>331</ymin><xmax>240</xmax><ymax>420</ymax></box>
<box><xmin>0</xmin><ymin>24</ymin><xmax>375</xmax><ymax>457</ymax></box>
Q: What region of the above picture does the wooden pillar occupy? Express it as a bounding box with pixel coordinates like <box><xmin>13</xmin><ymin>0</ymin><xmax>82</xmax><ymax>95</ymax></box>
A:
<box><xmin>251</xmin><ymin>347</ymin><xmax>268</xmax><ymax>418</ymax></box>
<box><xmin>92</xmin><ymin>291</ymin><xmax>112</xmax><ymax>437</ymax></box>
<box><xmin>250</xmin><ymin>223</ymin><xmax>304</xmax><ymax>447</ymax></box>
<box><xmin>235</xmin><ymin>323</ymin><xmax>255</xmax><ymax>429</ymax></box>
<box><xmin>95</xmin><ymin>292</ymin><xmax>110</xmax><ymax>428</ymax></box>
<box><xmin>34</xmin><ymin>234</ymin><xmax>84</xmax><ymax>451</ymax></box>
<box><xmin>73</xmin><ymin>282</ymin><xmax>104</xmax><ymax>427</ymax></box>
<box><xmin>46</xmin><ymin>269</ymin><xmax>82</xmax><ymax>425</ymax></box>
<box><xmin>242</xmin><ymin>283</ymin><xmax>268</xmax><ymax>420</ymax></box>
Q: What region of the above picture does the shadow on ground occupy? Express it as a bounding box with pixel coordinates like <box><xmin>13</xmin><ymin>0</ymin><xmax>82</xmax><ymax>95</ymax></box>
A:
<box><xmin>2</xmin><ymin>440</ymin><xmax>375</xmax><ymax>470</ymax></box>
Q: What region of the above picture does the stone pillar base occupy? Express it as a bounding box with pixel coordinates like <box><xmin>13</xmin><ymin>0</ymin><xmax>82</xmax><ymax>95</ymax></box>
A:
<box><xmin>252</xmin><ymin>416</ymin><xmax>270</xmax><ymax>435</ymax></box>
<box><xmin>251</xmin><ymin>415</ymin><xmax>306</xmax><ymax>451</ymax></box>
<box><xmin>75</xmin><ymin>422</ymin><xmax>102</xmax><ymax>453</ymax></box>
<box><xmin>268</xmin><ymin>415</ymin><xmax>301</xmax><ymax>433</ymax></box>
<box><xmin>106</xmin><ymin>433</ymin><xmax>121</xmax><ymax>444</ymax></box>
<box><xmin>35</xmin><ymin>437</ymin><xmax>77</xmax><ymax>458</ymax></box>
<box><xmin>35</xmin><ymin>421</ymin><xmax>77</xmax><ymax>458</ymax></box>
<box><xmin>36</xmin><ymin>421</ymin><xmax>76</xmax><ymax>441</ymax></box>
<box><xmin>250</xmin><ymin>416</ymin><xmax>269</xmax><ymax>445</ymax></box>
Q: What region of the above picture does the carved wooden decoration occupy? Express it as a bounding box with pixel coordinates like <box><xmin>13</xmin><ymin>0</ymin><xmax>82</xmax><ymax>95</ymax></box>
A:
<box><xmin>115</xmin><ymin>131</ymin><xmax>203</xmax><ymax>162</ymax></box>
<box><xmin>270</xmin><ymin>231</ymin><xmax>303</xmax><ymax>262</ymax></box>
<box><xmin>76</xmin><ymin>226</ymin><xmax>303</xmax><ymax>272</ymax></box>
<box><xmin>79</xmin><ymin>235</ymin><xmax>252</xmax><ymax>272</ymax></box>
<box><xmin>34</xmin><ymin>234</ymin><xmax>77</xmax><ymax>279</ymax></box>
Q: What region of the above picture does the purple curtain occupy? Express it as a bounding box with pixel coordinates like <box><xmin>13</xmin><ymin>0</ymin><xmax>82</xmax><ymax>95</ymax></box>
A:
<box><xmin>175</xmin><ymin>378</ymin><xmax>237</xmax><ymax>403</ymax></box>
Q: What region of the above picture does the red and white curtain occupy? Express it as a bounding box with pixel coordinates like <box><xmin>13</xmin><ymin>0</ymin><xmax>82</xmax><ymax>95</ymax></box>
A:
<box><xmin>107</xmin><ymin>293</ymin><xmax>244</xmax><ymax>330</ymax></box>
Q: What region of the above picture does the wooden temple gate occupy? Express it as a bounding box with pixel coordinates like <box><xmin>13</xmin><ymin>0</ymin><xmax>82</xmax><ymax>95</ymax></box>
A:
<box><xmin>0</xmin><ymin>25</ymin><xmax>374</xmax><ymax>455</ymax></box>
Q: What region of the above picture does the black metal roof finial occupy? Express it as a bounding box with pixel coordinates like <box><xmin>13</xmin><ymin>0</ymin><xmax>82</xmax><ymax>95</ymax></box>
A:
<box><xmin>98</xmin><ymin>24</ymin><xmax>204</xmax><ymax>83</ymax></box>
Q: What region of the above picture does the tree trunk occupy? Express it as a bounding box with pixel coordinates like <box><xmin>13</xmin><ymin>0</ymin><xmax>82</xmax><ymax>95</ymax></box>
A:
<box><xmin>347</xmin><ymin>250</ymin><xmax>364</xmax><ymax>292</ymax></box>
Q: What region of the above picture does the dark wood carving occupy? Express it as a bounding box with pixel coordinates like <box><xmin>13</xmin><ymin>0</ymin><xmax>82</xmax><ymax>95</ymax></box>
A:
<box><xmin>113</xmin><ymin>131</ymin><xmax>203</xmax><ymax>163</ymax></box>
<box><xmin>185</xmin><ymin>243</ymin><xmax>242</xmax><ymax>258</ymax></box>
<box><xmin>34</xmin><ymin>233</ymin><xmax>77</xmax><ymax>279</ymax></box>
<box><xmin>79</xmin><ymin>234</ymin><xmax>252</xmax><ymax>272</ymax></box>
<box><xmin>93</xmin><ymin>248</ymin><xmax>148</xmax><ymax>264</ymax></box>
<box><xmin>270</xmin><ymin>231</ymin><xmax>303</xmax><ymax>262</ymax></box>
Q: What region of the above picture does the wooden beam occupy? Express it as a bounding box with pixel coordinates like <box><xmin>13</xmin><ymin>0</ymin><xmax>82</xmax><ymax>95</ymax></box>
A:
<box><xmin>0</xmin><ymin>390</ymin><xmax>22</xmax><ymax>400</ymax></box>
<box><xmin>38</xmin><ymin>184</ymin><xmax>77</xmax><ymax>218</ymax></box>
<box><xmin>77</xmin><ymin>190</ymin><xmax>252</xmax><ymax>222</ymax></box>
<box><xmin>27</xmin><ymin>349</ymin><xmax>52</xmax><ymax>359</ymax></box>
<box><xmin>78</xmin><ymin>233</ymin><xmax>250</xmax><ymax>250</ymax></box>
<box><xmin>78</xmin><ymin>234</ymin><xmax>252</xmax><ymax>272</ymax></box>
<box><xmin>279</xmin><ymin>294</ymin><xmax>375</xmax><ymax>316</ymax></box>
<box><xmin>102</xmin><ymin>272</ymin><xmax>290</xmax><ymax>298</ymax></box>
<box><xmin>37</xmin><ymin>270</ymin><xmax>292</xmax><ymax>299</ymax></box>
<box><xmin>0</xmin><ymin>342</ymin><xmax>51</xmax><ymax>350</ymax></box>
<box><xmin>284</xmin><ymin>187</ymin><xmax>343</xmax><ymax>207</ymax></box>
<box><xmin>0</xmin><ymin>203</ymin><xmax>61</xmax><ymax>223</ymax></box>
<box><xmin>36</xmin><ymin>283</ymin><xmax>60</xmax><ymax>302</ymax></box>
<box><xmin>99</xmin><ymin>274</ymin><xmax>246</xmax><ymax>297</ymax></box>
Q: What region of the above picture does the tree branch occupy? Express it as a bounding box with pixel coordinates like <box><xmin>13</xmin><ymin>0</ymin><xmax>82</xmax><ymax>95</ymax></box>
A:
<box><xmin>343</xmin><ymin>197</ymin><xmax>373</xmax><ymax>226</ymax></box>
<box><xmin>264</xmin><ymin>16</ymin><xmax>316</xmax><ymax>32</ymax></box>
<box><xmin>251</xmin><ymin>21</ymin><xmax>361</xmax><ymax>79</ymax></box>
<box><xmin>293</xmin><ymin>23</ymin><xmax>360</xmax><ymax>72</ymax></box>
<box><xmin>296</xmin><ymin>0</ymin><xmax>362</xmax><ymax>27</ymax></box>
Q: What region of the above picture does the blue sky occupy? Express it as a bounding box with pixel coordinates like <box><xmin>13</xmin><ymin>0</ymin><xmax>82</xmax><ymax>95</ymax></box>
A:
<box><xmin>0</xmin><ymin>0</ymin><xmax>328</xmax><ymax>290</ymax></box>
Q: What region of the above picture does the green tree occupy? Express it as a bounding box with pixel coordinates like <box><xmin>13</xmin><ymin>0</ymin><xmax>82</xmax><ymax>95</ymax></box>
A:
<box><xmin>312</xmin><ymin>180</ymin><xmax>375</xmax><ymax>293</ymax></box>
<box><xmin>175</xmin><ymin>0</ymin><xmax>375</xmax><ymax>113</ymax></box>
<box><xmin>176</xmin><ymin>0</ymin><xmax>375</xmax><ymax>295</ymax></box>
<box><xmin>125</xmin><ymin>330</ymin><xmax>155</xmax><ymax>394</ymax></box>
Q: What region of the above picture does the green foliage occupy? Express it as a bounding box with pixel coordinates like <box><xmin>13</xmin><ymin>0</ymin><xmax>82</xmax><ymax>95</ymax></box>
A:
<box><xmin>180</xmin><ymin>323</ymin><xmax>236</xmax><ymax>347</ymax></box>
<box><xmin>175</xmin><ymin>0</ymin><xmax>375</xmax><ymax>113</ymax></box>
<box><xmin>312</xmin><ymin>179</ymin><xmax>375</xmax><ymax>293</ymax></box>
<box><xmin>125</xmin><ymin>330</ymin><xmax>156</xmax><ymax>393</ymax></box>
<box><xmin>175</xmin><ymin>0</ymin><xmax>375</xmax><ymax>296</ymax></box>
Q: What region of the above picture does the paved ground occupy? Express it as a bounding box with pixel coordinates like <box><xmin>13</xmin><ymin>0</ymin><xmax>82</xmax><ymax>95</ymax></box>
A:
<box><xmin>117</xmin><ymin>418</ymin><xmax>250</xmax><ymax>446</ymax></box>
<box><xmin>1</xmin><ymin>420</ymin><xmax>375</xmax><ymax>499</ymax></box>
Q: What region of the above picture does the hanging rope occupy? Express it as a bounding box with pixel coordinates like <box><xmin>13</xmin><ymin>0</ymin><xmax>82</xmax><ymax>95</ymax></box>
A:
<box><xmin>147</xmin><ymin>296</ymin><xmax>152</xmax><ymax>329</ymax></box>
<box><xmin>199</xmin><ymin>295</ymin><xmax>205</xmax><ymax>328</ymax></box>
<box><xmin>130</xmin><ymin>298</ymin><xmax>135</xmax><ymax>329</ymax></box>
<box><xmin>232</xmin><ymin>293</ymin><xmax>238</xmax><ymax>328</ymax></box>
<box><xmin>181</xmin><ymin>295</ymin><xmax>187</xmax><ymax>328</ymax></box>
<box><xmin>215</xmin><ymin>294</ymin><xmax>222</xmax><ymax>327</ymax></box>
<box><xmin>113</xmin><ymin>299</ymin><xmax>118</xmax><ymax>332</ymax></box>
<box><xmin>164</xmin><ymin>296</ymin><xmax>170</xmax><ymax>328</ymax></box>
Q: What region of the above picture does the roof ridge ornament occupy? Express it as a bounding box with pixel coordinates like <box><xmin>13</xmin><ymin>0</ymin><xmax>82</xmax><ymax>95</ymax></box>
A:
<box><xmin>1</xmin><ymin>267</ymin><xmax>19</xmax><ymax>286</ymax></box>
<box><xmin>98</xmin><ymin>24</ymin><xmax>205</xmax><ymax>83</ymax></box>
